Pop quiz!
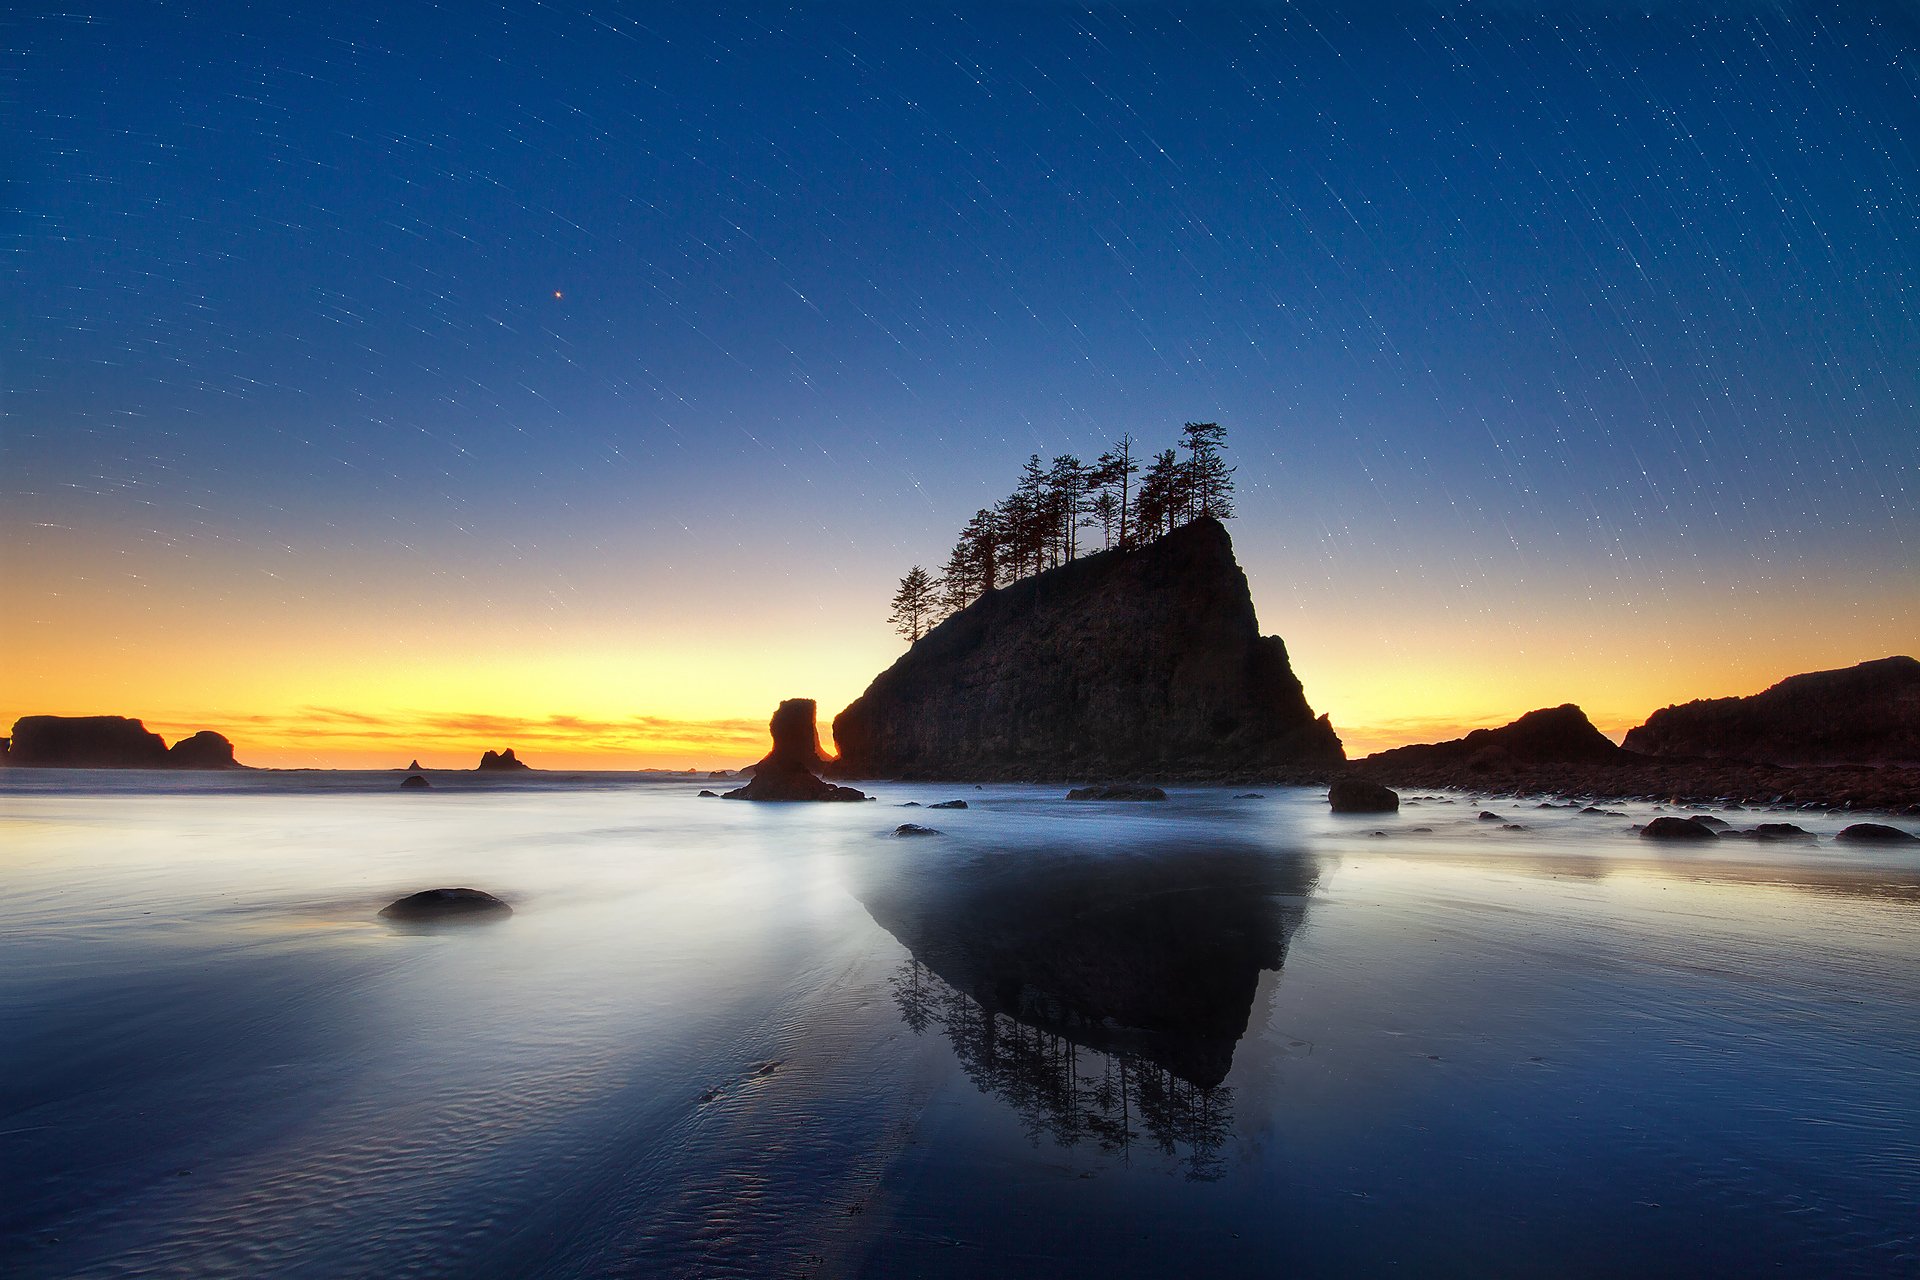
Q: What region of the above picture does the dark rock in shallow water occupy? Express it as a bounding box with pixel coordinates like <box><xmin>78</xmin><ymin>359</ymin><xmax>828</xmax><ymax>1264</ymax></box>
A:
<box><xmin>401</xmin><ymin>774</ymin><xmax>431</xmax><ymax>789</ymax></box>
<box><xmin>697</xmin><ymin>789</ymin><xmax>719</xmax><ymax>797</ymax></box>
<box><xmin>1329</xmin><ymin>778</ymin><xmax>1399</xmax><ymax>813</ymax></box>
<box><xmin>830</xmin><ymin>518</ymin><xmax>1343</xmax><ymax>780</ymax></box>
<box><xmin>1235</xmin><ymin>793</ymin><xmax>1264</xmax><ymax>799</ymax></box>
<box><xmin>1836</xmin><ymin>822</ymin><xmax>1917</xmax><ymax>843</ymax></box>
<box><xmin>722</xmin><ymin>700</ymin><xmax>869</xmax><ymax>802</ymax></box>
<box><xmin>380</xmin><ymin>887</ymin><xmax>511</xmax><ymax>921</ymax></box>
<box><xmin>1477</xmin><ymin>811</ymin><xmax>1502</xmax><ymax>821</ymax></box>
<box><xmin>1692</xmin><ymin>814</ymin><xmax>1732</xmax><ymax>829</ymax></box>
<box><xmin>1741</xmin><ymin>822</ymin><xmax>1815</xmax><ymax>841</ymax></box>
<box><xmin>1066</xmin><ymin>784</ymin><xmax>1167</xmax><ymax>801</ymax></box>
<box><xmin>894</xmin><ymin>823</ymin><xmax>941</xmax><ymax>837</ymax></box>
<box><xmin>1623</xmin><ymin>656</ymin><xmax>1920</xmax><ymax>766</ymax></box>
<box><xmin>477</xmin><ymin>748</ymin><xmax>531</xmax><ymax>771</ymax></box>
<box><xmin>928</xmin><ymin>799</ymin><xmax>968</xmax><ymax>810</ymax></box>
<box><xmin>1640</xmin><ymin>816</ymin><xmax>1719</xmax><ymax>840</ymax></box>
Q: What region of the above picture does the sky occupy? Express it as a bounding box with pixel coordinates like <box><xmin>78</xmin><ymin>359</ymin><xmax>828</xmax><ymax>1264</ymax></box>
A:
<box><xmin>4</xmin><ymin>0</ymin><xmax>1916</xmax><ymax>769</ymax></box>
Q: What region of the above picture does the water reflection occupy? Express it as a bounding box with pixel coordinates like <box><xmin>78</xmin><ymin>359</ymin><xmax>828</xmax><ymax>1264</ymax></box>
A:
<box><xmin>858</xmin><ymin>843</ymin><xmax>1316</xmax><ymax>1178</ymax></box>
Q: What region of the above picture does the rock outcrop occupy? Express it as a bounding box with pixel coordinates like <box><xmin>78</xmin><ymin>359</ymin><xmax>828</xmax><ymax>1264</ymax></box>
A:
<box><xmin>3</xmin><ymin>715</ymin><xmax>245</xmax><ymax>769</ymax></box>
<box><xmin>380</xmin><ymin>888</ymin><xmax>511</xmax><ymax>922</ymax></box>
<box><xmin>1622</xmin><ymin>656</ymin><xmax>1920</xmax><ymax>766</ymax></box>
<box><xmin>477</xmin><ymin>748</ymin><xmax>531</xmax><ymax>771</ymax></box>
<box><xmin>1365</xmin><ymin>704</ymin><xmax>1628</xmax><ymax>771</ymax></box>
<box><xmin>1328</xmin><ymin>777</ymin><xmax>1399</xmax><ymax>813</ymax></box>
<box><xmin>831</xmin><ymin>518</ymin><xmax>1343</xmax><ymax>780</ymax></box>
<box><xmin>723</xmin><ymin>700</ymin><xmax>869</xmax><ymax>802</ymax></box>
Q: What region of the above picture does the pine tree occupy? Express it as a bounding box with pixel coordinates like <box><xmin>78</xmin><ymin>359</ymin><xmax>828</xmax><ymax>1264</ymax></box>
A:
<box><xmin>1181</xmin><ymin>421</ymin><xmax>1235</xmax><ymax>520</ymax></box>
<box><xmin>889</xmin><ymin>565</ymin><xmax>938</xmax><ymax>642</ymax></box>
<box><xmin>1095</xmin><ymin>434</ymin><xmax>1140</xmax><ymax>548</ymax></box>
<box><xmin>1137</xmin><ymin>448</ymin><xmax>1182</xmax><ymax>537</ymax></box>
<box><xmin>1045</xmin><ymin>454</ymin><xmax>1092</xmax><ymax>563</ymax></box>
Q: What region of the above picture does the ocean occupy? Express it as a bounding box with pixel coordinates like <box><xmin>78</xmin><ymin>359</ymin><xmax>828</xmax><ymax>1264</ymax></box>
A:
<box><xmin>3</xmin><ymin>770</ymin><xmax>1915</xmax><ymax>1277</ymax></box>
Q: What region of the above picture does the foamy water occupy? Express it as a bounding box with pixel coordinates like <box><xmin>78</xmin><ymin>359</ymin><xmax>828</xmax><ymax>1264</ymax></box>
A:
<box><xmin>2</xmin><ymin>771</ymin><xmax>1915</xmax><ymax>1277</ymax></box>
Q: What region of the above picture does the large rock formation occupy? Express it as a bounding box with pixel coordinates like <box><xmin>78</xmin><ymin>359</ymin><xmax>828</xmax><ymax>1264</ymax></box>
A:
<box><xmin>1623</xmin><ymin>656</ymin><xmax>1920</xmax><ymax>766</ymax></box>
<box><xmin>831</xmin><ymin>518</ymin><xmax>1343</xmax><ymax>780</ymax></box>
<box><xmin>1364</xmin><ymin>704</ymin><xmax>1629</xmax><ymax>771</ymax></box>
<box><xmin>3</xmin><ymin>716</ymin><xmax>244</xmax><ymax>769</ymax></box>
<box><xmin>476</xmin><ymin>748</ymin><xmax>532</xmax><ymax>771</ymax></box>
<box><xmin>723</xmin><ymin>699</ymin><xmax>868</xmax><ymax>801</ymax></box>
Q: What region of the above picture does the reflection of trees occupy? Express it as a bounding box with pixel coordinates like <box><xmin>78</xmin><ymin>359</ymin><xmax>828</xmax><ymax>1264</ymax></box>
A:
<box><xmin>892</xmin><ymin>957</ymin><xmax>1235</xmax><ymax>1181</ymax></box>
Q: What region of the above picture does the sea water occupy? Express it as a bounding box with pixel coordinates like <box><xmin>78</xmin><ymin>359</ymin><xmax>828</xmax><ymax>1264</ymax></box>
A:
<box><xmin>2</xmin><ymin>771</ymin><xmax>1915</xmax><ymax>1278</ymax></box>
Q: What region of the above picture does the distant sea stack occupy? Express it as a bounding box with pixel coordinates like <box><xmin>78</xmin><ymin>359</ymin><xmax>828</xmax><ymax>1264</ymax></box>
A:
<box><xmin>2</xmin><ymin>716</ymin><xmax>243</xmax><ymax>769</ymax></box>
<box><xmin>1364</xmin><ymin>704</ymin><xmax>1629</xmax><ymax>771</ymax></box>
<box><xmin>476</xmin><ymin>748</ymin><xmax>532</xmax><ymax>772</ymax></box>
<box><xmin>1623</xmin><ymin>657</ymin><xmax>1920</xmax><ymax>766</ymax></box>
<box><xmin>831</xmin><ymin>518</ymin><xmax>1343</xmax><ymax>780</ymax></box>
<box><xmin>724</xmin><ymin>700</ymin><xmax>868</xmax><ymax>801</ymax></box>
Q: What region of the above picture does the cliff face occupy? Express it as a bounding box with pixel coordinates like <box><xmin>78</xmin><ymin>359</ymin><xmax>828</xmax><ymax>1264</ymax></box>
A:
<box><xmin>831</xmin><ymin>518</ymin><xmax>1343</xmax><ymax>779</ymax></box>
<box><xmin>1622</xmin><ymin>656</ymin><xmax>1920</xmax><ymax>766</ymax></box>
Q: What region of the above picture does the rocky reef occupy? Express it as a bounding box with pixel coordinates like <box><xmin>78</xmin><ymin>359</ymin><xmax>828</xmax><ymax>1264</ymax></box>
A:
<box><xmin>723</xmin><ymin>700</ymin><xmax>868</xmax><ymax>802</ymax></box>
<box><xmin>3</xmin><ymin>716</ymin><xmax>243</xmax><ymax>769</ymax></box>
<box><xmin>832</xmin><ymin>518</ymin><xmax>1343</xmax><ymax>780</ymax></box>
<box><xmin>1623</xmin><ymin>656</ymin><xmax>1920</xmax><ymax>766</ymax></box>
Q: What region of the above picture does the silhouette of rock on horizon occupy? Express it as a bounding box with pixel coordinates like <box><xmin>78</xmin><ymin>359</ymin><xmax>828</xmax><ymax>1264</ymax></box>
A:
<box><xmin>831</xmin><ymin>518</ymin><xmax>1344</xmax><ymax>780</ymax></box>
<box><xmin>477</xmin><ymin>748</ymin><xmax>531</xmax><ymax>771</ymax></box>
<box><xmin>1623</xmin><ymin>656</ymin><xmax>1920</xmax><ymax>766</ymax></box>
<box><xmin>3</xmin><ymin>715</ymin><xmax>244</xmax><ymax>769</ymax></box>
<box><xmin>1363</xmin><ymin>704</ymin><xmax>1628</xmax><ymax>772</ymax></box>
<box><xmin>723</xmin><ymin>700</ymin><xmax>869</xmax><ymax>802</ymax></box>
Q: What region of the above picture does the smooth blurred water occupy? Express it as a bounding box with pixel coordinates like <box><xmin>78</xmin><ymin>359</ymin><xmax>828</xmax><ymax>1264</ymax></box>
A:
<box><xmin>2</xmin><ymin>771</ymin><xmax>1915</xmax><ymax>1278</ymax></box>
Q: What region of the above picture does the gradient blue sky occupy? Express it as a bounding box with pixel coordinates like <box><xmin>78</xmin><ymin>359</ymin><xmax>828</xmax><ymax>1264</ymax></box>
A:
<box><xmin>5</xmin><ymin>1</ymin><xmax>1916</xmax><ymax>766</ymax></box>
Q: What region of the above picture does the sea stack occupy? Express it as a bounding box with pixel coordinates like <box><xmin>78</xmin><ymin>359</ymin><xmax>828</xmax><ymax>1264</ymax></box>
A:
<box><xmin>723</xmin><ymin>700</ymin><xmax>869</xmax><ymax>801</ymax></box>
<box><xmin>1623</xmin><ymin>656</ymin><xmax>1920</xmax><ymax>765</ymax></box>
<box><xmin>477</xmin><ymin>748</ymin><xmax>532</xmax><ymax>771</ymax></box>
<box><xmin>831</xmin><ymin>518</ymin><xmax>1343</xmax><ymax>780</ymax></box>
<box><xmin>3</xmin><ymin>715</ymin><xmax>244</xmax><ymax>769</ymax></box>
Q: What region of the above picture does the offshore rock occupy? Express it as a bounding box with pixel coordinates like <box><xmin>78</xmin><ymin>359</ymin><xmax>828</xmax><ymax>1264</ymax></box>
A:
<box><xmin>1640</xmin><ymin>816</ymin><xmax>1719</xmax><ymax>840</ymax></box>
<box><xmin>477</xmin><ymin>748</ymin><xmax>532</xmax><ymax>771</ymax></box>
<box><xmin>1622</xmin><ymin>656</ymin><xmax>1920</xmax><ymax>766</ymax></box>
<box><xmin>1364</xmin><ymin>705</ymin><xmax>1628</xmax><ymax>771</ymax></box>
<box><xmin>724</xmin><ymin>700</ymin><xmax>869</xmax><ymax>802</ymax></box>
<box><xmin>4</xmin><ymin>715</ymin><xmax>246</xmax><ymax>768</ymax></box>
<box><xmin>831</xmin><ymin>518</ymin><xmax>1343</xmax><ymax>780</ymax></box>
<box><xmin>401</xmin><ymin>774</ymin><xmax>432</xmax><ymax>789</ymax></box>
<box><xmin>1066</xmin><ymin>784</ymin><xmax>1167</xmax><ymax>802</ymax></box>
<box><xmin>1836</xmin><ymin>822</ymin><xmax>1915</xmax><ymax>843</ymax></box>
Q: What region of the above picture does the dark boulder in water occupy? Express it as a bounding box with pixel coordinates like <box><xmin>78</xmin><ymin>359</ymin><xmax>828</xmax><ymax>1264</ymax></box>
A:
<box><xmin>1067</xmin><ymin>784</ymin><xmax>1167</xmax><ymax>802</ymax></box>
<box><xmin>723</xmin><ymin>700</ymin><xmax>869</xmax><ymax>802</ymax></box>
<box><xmin>830</xmin><ymin>518</ymin><xmax>1343</xmax><ymax>780</ymax></box>
<box><xmin>380</xmin><ymin>887</ymin><xmax>511</xmax><ymax>921</ymax></box>
<box><xmin>927</xmin><ymin>799</ymin><xmax>968</xmax><ymax>810</ymax></box>
<box><xmin>1640</xmin><ymin>816</ymin><xmax>1719</xmax><ymax>840</ymax></box>
<box><xmin>401</xmin><ymin>774</ymin><xmax>432</xmax><ymax>789</ymax></box>
<box><xmin>1329</xmin><ymin>778</ymin><xmax>1399</xmax><ymax>813</ymax></box>
<box><xmin>1836</xmin><ymin>822</ymin><xmax>1916</xmax><ymax>843</ymax></box>
<box><xmin>1741</xmin><ymin>822</ymin><xmax>1815</xmax><ymax>841</ymax></box>
<box><xmin>894</xmin><ymin>823</ymin><xmax>941</xmax><ymax>837</ymax></box>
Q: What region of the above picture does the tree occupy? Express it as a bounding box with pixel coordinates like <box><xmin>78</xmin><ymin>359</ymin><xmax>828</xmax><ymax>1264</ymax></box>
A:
<box><xmin>1181</xmin><ymin>421</ymin><xmax>1235</xmax><ymax>520</ymax></box>
<box><xmin>1136</xmin><ymin>448</ymin><xmax>1183</xmax><ymax>537</ymax></box>
<box><xmin>889</xmin><ymin>565</ymin><xmax>938</xmax><ymax>642</ymax></box>
<box><xmin>1094</xmin><ymin>433</ymin><xmax>1139</xmax><ymax>548</ymax></box>
<box><xmin>1045</xmin><ymin>454</ymin><xmax>1093</xmax><ymax>563</ymax></box>
<box><xmin>1089</xmin><ymin>489</ymin><xmax>1119</xmax><ymax>549</ymax></box>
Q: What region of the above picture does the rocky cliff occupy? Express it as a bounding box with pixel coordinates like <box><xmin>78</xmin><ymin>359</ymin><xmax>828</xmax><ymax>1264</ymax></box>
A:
<box><xmin>3</xmin><ymin>716</ymin><xmax>243</xmax><ymax>768</ymax></box>
<box><xmin>1622</xmin><ymin>656</ymin><xmax>1920</xmax><ymax>766</ymax></box>
<box><xmin>1364</xmin><ymin>704</ymin><xmax>1629</xmax><ymax>771</ymax></box>
<box><xmin>831</xmin><ymin>517</ymin><xmax>1343</xmax><ymax>779</ymax></box>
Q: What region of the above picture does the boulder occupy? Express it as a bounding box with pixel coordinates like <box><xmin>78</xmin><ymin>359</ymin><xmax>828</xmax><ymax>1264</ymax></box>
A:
<box><xmin>1835</xmin><ymin>822</ymin><xmax>1916</xmax><ymax>843</ymax></box>
<box><xmin>401</xmin><ymin>774</ymin><xmax>432</xmax><ymax>789</ymax></box>
<box><xmin>1066</xmin><ymin>784</ymin><xmax>1168</xmax><ymax>801</ymax></box>
<box><xmin>1640</xmin><ymin>816</ymin><xmax>1718</xmax><ymax>840</ymax></box>
<box><xmin>831</xmin><ymin>518</ymin><xmax>1343</xmax><ymax>780</ymax></box>
<box><xmin>927</xmin><ymin>799</ymin><xmax>968</xmax><ymax>810</ymax></box>
<box><xmin>1740</xmin><ymin>822</ymin><xmax>1815</xmax><ymax>841</ymax></box>
<box><xmin>893</xmin><ymin>823</ymin><xmax>941</xmax><ymax>837</ymax></box>
<box><xmin>722</xmin><ymin>701</ymin><xmax>869</xmax><ymax>802</ymax></box>
<box><xmin>1329</xmin><ymin>778</ymin><xmax>1399</xmax><ymax>813</ymax></box>
<box><xmin>379</xmin><ymin>888</ymin><xmax>511</xmax><ymax>922</ymax></box>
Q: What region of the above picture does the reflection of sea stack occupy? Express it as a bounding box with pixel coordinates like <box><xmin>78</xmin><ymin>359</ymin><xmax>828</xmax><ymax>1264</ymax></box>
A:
<box><xmin>477</xmin><ymin>748</ymin><xmax>531</xmax><ymax>771</ymax></box>
<box><xmin>856</xmin><ymin>843</ymin><xmax>1316</xmax><ymax>1088</ymax></box>
<box><xmin>723</xmin><ymin>700</ymin><xmax>869</xmax><ymax>802</ymax></box>
<box><xmin>832</xmin><ymin>518</ymin><xmax>1343</xmax><ymax>780</ymax></box>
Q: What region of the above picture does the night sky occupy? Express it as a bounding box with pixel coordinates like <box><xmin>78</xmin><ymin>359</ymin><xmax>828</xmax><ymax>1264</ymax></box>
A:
<box><xmin>5</xmin><ymin>1</ymin><xmax>1916</xmax><ymax>767</ymax></box>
